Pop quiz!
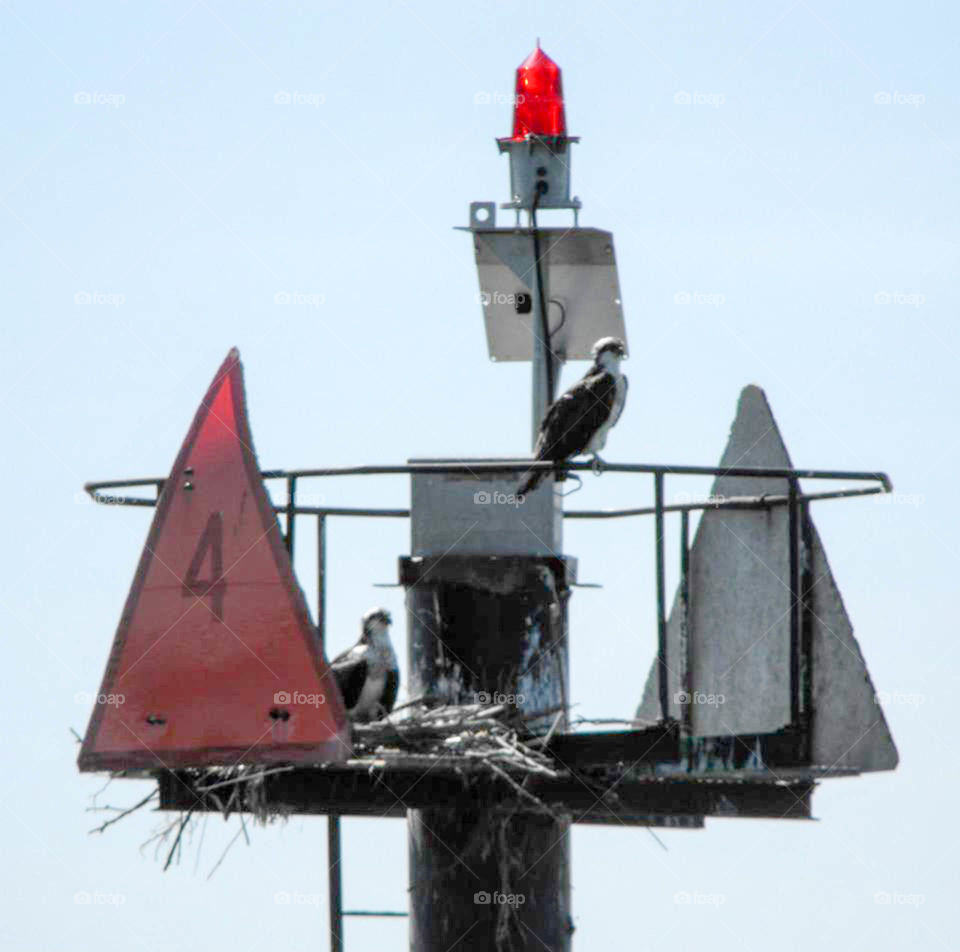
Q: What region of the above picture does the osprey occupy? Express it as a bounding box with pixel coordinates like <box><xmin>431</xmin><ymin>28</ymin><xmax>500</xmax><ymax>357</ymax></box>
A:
<box><xmin>330</xmin><ymin>608</ymin><xmax>399</xmax><ymax>723</ymax></box>
<box><xmin>517</xmin><ymin>336</ymin><xmax>628</xmax><ymax>496</ymax></box>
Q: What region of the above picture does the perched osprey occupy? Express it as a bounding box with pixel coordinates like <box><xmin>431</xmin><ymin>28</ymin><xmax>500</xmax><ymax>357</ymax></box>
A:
<box><xmin>330</xmin><ymin>608</ymin><xmax>399</xmax><ymax>723</ymax></box>
<box><xmin>517</xmin><ymin>336</ymin><xmax>628</xmax><ymax>496</ymax></box>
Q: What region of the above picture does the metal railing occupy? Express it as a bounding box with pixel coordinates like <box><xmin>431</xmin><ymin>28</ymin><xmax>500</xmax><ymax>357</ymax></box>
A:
<box><xmin>83</xmin><ymin>460</ymin><xmax>892</xmax><ymax>730</ymax></box>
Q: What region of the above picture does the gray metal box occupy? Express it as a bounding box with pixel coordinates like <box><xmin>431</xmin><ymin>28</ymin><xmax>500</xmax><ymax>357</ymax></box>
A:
<box><xmin>409</xmin><ymin>458</ymin><xmax>563</xmax><ymax>557</ymax></box>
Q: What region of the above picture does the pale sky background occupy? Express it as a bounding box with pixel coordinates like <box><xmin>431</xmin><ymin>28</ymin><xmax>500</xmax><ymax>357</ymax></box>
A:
<box><xmin>2</xmin><ymin>2</ymin><xmax>957</xmax><ymax>950</ymax></box>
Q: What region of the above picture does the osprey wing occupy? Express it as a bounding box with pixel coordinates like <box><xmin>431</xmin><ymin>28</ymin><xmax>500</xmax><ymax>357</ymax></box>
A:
<box><xmin>331</xmin><ymin>652</ymin><xmax>368</xmax><ymax>711</ymax></box>
<box><xmin>381</xmin><ymin>669</ymin><xmax>400</xmax><ymax>715</ymax></box>
<box><xmin>534</xmin><ymin>370</ymin><xmax>618</xmax><ymax>460</ymax></box>
<box><xmin>610</xmin><ymin>374</ymin><xmax>628</xmax><ymax>426</ymax></box>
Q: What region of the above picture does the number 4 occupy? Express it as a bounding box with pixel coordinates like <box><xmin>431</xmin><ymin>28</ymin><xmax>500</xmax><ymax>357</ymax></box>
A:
<box><xmin>181</xmin><ymin>511</ymin><xmax>226</xmax><ymax>620</ymax></box>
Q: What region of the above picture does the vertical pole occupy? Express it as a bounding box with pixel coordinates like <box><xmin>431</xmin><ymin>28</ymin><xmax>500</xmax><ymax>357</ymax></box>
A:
<box><xmin>529</xmin><ymin>237</ymin><xmax>551</xmax><ymax>448</ymax></box>
<box><xmin>328</xmin><ymin>814</ymin><xmax>343</xmax><ymax>952</ymax></box>
<box><xmin>317</xmin><ymin>514</ymin><xmax>326</xmax><ymax>641</ymax></box>
<box><xmin>318</xmin><ymin>515</ymin><xmax>343</xmax><ymax>952</ymax></box>
<box><xmin>285</xmin><ymin>476</ymin><xmax>297</xmax><ymax>556</ymax></box>
<box><xmin>788</xmin><ymin>483</ymin><xmax>800</xmax><ymax>727</ymax></box>
<box><xmin>799</xmin><ymin>500</ymin><xmax>815</xmax><ymax>762</ymax></box>
<box><xmin>679</xmin><ymin>508</ymin><xmax>692</xmax><ymax>738</ymax></box>
<box><xmin>655</xmin><ymin>472</ymin><xmax>669</xmax><ymax>722</ymax></box>
<box><xmin>405</xmin><ymin>557</ymin><xmax>572</xmax><ymax>952</ymax></box>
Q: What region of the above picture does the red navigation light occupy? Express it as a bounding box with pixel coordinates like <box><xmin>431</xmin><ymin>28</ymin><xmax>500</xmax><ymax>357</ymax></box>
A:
<box><xmin>512</xmin><ymin>44</ymin><xmax>566</xmax><ymax>139</ymax></box>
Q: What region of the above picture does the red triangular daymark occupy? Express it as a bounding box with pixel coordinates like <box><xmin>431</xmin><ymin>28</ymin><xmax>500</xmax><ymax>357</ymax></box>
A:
<box><xmin>79</xmin><ymin>349</ymin><xmax>350</xmax><ymax>770</ymax></box>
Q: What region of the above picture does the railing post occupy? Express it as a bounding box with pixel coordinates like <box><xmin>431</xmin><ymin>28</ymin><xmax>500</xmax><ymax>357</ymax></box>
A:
<box><xmin>799</xmin><ymin>500</ymin><xmax>815</xmax><ymax>761</ymax></box>
<box><xmin>655</xmin><ymin>472</ymin><xmax>668</xmax><ymax>722</ymax></box>
<box><xmin>317</xmin><ymin>513</ymin><xmax>342</xmax><ymax>952</ymax></box>
<box><xmin>327</xmin><ymin>813</ymin><xmax>343</xmax><ymax>952</ymax></box>
<box><xmin>285</xmin><ymin>476</ymin><xmax>297</xmax><ymax>556</ymax></box>
<box><xmin>788</xmin><ymin>482</ymin><xmax>799</xmax><ymax>727</ymax></box>
<box><xmin>679</xmin><ymin>509</ymin><xmax>692</xmax><ymax>739</ymax></box>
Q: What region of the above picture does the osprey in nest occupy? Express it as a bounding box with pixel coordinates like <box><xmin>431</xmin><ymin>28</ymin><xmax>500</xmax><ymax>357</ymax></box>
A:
<box><xmin>331</xmin><ymin>608</ymin><xmax>399</xmax><ymax>722</ymax></box>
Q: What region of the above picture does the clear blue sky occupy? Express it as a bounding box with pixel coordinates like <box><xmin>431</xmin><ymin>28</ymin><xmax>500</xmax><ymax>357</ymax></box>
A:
<box><xmin>2</xmin><ymin>2</ymin><xmax>956</xmax><ymax>950</ymax></box>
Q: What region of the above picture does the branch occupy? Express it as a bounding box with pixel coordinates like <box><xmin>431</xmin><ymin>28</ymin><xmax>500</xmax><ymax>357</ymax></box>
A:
<box><xmin>88</xmin><ymin>790</ymin><xmax>158</xmax><ymax>835</ymax></box>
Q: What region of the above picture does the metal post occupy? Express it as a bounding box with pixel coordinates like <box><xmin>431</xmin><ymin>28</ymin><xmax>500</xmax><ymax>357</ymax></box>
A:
<box><xmin>529</xmin><ymin>234</ymin><xmax>552</xmax><ymax>448</ymax></box>
<box><xmin>317</xmin><ymin>514</ymin><xmax>326</xmax><ymax>640</ymax></box>
<box><xmin>285</xmin><ymin>476</ymin><xmax>297</xmax><ymax>556</ymax></box>
<box><xmin>679</xmin><ymin>509</ymin><xmax>692</xmax><ymax>738</ymax></box>
<box><xmin>655</xmin><ymin>473</ymin><xmax>669</xmax><ymax>722</ymax></box>
<box><xmin>318</xmin><ymin>514</ymin><xmax>343</xmax><ymax>952</ymax></box>
<box><xmin>788</xmin><ymin>483</ymin><xmax>800</xmax><ymax>727</ymax></box>
<box><xmin>799</xmin><ymin>501</ymin><xmax>815</xmax><ymax>761</ymax></box>
<box><xmin>327</xmin><ymin>814</ymin><xmax>343</xmax><ymax>952</ymax></box>
<box><xmin>404</xmin><ymin>556</ymin><xmax>573</xmax><ymax>952</ymax></box>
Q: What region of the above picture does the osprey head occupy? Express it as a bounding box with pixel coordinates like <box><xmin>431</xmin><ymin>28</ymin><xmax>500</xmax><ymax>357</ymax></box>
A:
<box><xmin>591</xmin><ymin>336</ymin><xmax>627</xmax><ymax>361</ymax></box>
<box><xmin>361</xmin><ymin>607</ymin><xmax>392</xmax><ymax>643</ymax></box>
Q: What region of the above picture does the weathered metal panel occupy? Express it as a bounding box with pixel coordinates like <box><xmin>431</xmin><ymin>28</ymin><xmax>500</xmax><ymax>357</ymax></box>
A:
<box><xmin>473</xmin><ymin>228</ymin><xmax>626</xmax><ymax>361</ymax></box>
<box><xmin>806</xmin><ymin>526</ymin><xmax>898</xmax><ymax>770</ymax></box>
<box><xmin>409</xmin><ymin>457</ymin><xmax>563</xmax><ymax>556</ymax></box>
<box><xmin>636</xmin><ymin>385</ymin><xmax>898</xmax><ymax>773</ymax></box>
<box><xmin>638</xmin><ymin>386</ymin><xmax>793</xmax><ymax>736</ymax></box>
<box><xmin>78</xmin><ymin>350</ymin><xmax>350</xmax><ymax>771</ymax></box>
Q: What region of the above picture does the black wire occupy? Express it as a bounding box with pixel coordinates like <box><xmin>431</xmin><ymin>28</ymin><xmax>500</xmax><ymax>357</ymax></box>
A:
<box><xmin>530</xmin><ymin>185</ymin><xmax>556</xmax><ymax>402</ymax></box>
<box><xmin>548</xmin><ymin>298</ymin><xmax>566</xmax><ymax>338</ymax></box>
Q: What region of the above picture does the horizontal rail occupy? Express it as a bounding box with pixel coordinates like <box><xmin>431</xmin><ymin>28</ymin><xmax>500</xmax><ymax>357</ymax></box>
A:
<box><xmin>564</xmin><ymin>485</ymin><xmax>887</xmax><ymax>518</ymax></box>
<box><xmin>342</xmin><ymin>911</ymin><xmax>408</xmax><ymax>918</ymax></box>
<box><xmin>82</xmin><ymin>484</ymin><xmax>889</xmax><ymax>518</ymax></box>
<box><xmin>84</xmin><ymin>460</ymin><xmax>891</xmax><ymax>496</ymax></box>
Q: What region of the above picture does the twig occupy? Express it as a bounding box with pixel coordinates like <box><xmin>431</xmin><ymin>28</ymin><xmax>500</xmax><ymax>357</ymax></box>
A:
<box><xmin>193</xmin><ymin>815</ymin><xmax>208</xmax><ymax>875</ymax></box>
<box><xmin>88</xmin><ymin>790</ymin><xmax>158</xmax><ymax>835</ymax></box>
<box><xmin>206</xmin><ymin>825</ymin><xmax>244</xmax><ymax>880</ymax></box>
<box><xmin>486</xmin><ymin>762</ymin><xmax>561</xmax><ymax>820</ymax></box>
<box><xmin>542</xmin><ymin>710</ymin><xmax>565</xmax><ymax>747</ymax></box>
<box><xmin>196</xmin><ymin>764</ymin><xmax>294</xmax><ymax>794</ymax></box>
<box><xmin>163</xmin><ymin>810</ymin><xmax>194</xmax><ymax>872</ymax></box>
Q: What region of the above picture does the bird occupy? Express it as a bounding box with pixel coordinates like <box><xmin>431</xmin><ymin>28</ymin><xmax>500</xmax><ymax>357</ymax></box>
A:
<box><xmin>330</xmin><ymin>608</ymin><xmax>399</xmax><ymax>723</ymax></box>
<box><xmin>517</xmin><ymin>336</ymin><xmax>628</xmax><ymax>496</ymax></box>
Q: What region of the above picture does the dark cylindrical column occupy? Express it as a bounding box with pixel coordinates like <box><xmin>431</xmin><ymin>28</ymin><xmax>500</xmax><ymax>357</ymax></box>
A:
<box><xmin>402</xmin><ymin>555</ymin><xmax>573</xmax><ymax>952</ymax></box>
